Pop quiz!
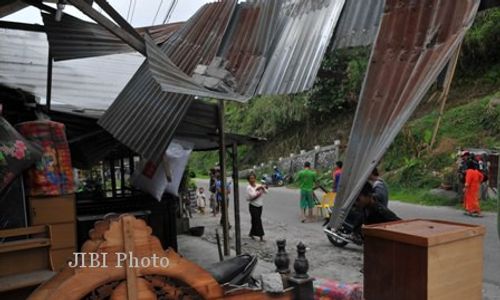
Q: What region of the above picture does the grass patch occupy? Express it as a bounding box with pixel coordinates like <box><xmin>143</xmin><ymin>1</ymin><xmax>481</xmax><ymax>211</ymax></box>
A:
<box><xmin>391</xmin><ymin>187</ymin><xmax>498</xmax><ymax>212</ymax></box>
<box><xmin>390</xmin><ymin>188</ymin><xmax>457</xmax><ymax>206</ymax></box>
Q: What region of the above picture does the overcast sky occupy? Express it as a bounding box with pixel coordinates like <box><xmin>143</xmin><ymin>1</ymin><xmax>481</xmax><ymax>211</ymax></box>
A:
<box><xmin>3</xmin><ymin>0</ymin><xmax>211</xmax><ymax>26</ymax></box>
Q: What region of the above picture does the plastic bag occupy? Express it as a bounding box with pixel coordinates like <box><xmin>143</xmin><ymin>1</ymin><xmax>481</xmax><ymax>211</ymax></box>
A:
<box><xmin>131</xmin><ymin>140</ymin><xmax>194</xmax><ymax>201</ymax></box>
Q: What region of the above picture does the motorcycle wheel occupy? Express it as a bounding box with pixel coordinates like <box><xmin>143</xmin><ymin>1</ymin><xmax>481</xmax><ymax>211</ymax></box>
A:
<box><xmin>325</xmin><ymin>230</ymin><xmax>349</xmax><ymax>248</ymax></box>
<box><xmin>277</xmin><ymin>180</ymin><xmax>284</xmax><ymax>186</ymax></box>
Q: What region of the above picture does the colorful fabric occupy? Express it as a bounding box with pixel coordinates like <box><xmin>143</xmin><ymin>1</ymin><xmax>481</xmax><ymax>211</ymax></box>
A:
<box><xmin>296</xmin><ymin>168</ymin><xmax>317</xmax><ymax>192</ymax></box>
<box><xmin>313</xmin><ymin>277</ymin><xmax>363</xmax><ymax>300</ymax></box>
<box><xmin>16</xmin><ymin>121</ymin><xmax>74</xmax><ymax>196</ymax></box>
<box><xmin>300</xmin><ymin>190</ymin><xmax>315</xmax><ymax>209</ymax></box>
<box><xmin>464</xmin><ymin>169</ymin><xmax>483</xmax><ymax>213</ymax></box>
<box><xmin>0</xmin><ymin>116</ymin><xmax>42</xmax><ymax>194</ymax></box>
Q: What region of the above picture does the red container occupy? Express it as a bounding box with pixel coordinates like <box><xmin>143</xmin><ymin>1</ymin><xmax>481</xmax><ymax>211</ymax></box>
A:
<box><xmin>16</xmin><ymin>121</ymin><xmax>74</xmax><ymax>196</ymax></box>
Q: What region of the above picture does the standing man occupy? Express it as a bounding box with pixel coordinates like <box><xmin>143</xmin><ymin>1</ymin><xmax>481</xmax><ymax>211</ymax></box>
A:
<box><xmin>332</xmin><ymin>161</ymin><xmax>343</xmax><ymax>193</ymax></box>
<box><xmin>369</xmin><ymin>167</ymin><xmax>389</xmax><ymax>207</ymax></box>
<box><xmin>296</xmin><ymin>161</ymin><xmax>318</xmax><ymax>223</ymax></box>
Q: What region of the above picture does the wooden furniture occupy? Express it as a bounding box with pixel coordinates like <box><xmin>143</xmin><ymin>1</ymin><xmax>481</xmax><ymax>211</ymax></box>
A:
<box><xmin>76</xmin><ymin>193</ymin><xmax>178</xmax><ymax>251</ymax></box>
<box><xmin>28</xmin><ymin>215</ymin><xmax>311</xmax><ymax>300</ymax></box>
<box><xmin>29</xmin><ymin>194</ymin><xmax>77</xmax><ymax>270</ymax></box>
<box><xmin>363</xmin><ymin>219</ymin><xmax>485</xmax><ymax>300</ymax></box>
<box><xmin>0</xmin><ymin>225</ymin><xmax>56</xmax><ymax>293</ymax></box>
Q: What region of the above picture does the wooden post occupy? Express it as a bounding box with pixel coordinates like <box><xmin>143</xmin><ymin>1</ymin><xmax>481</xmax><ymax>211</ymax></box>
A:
<box><xmin>109</xmin><ymin>159</ymin><xmax>117</xmax><ymax>198</ymax></box>
<box><xmin>46</xmin><ymin>48</ymin><xmax>53</xmax><ymax>111</ymax></box>
<box><xmin>122</xmin><ymin>217</ymin><xmax>138</xmax><ymax>300</ymax></box>
<box><xmin>232</xmin><ymin>143</ymin><xmax>242</xmax><ymax>255</ymax></box>
<box><xmin>218</xmin><ymin>99</ymin><xmax>230</xmax><ymax>256</ymax></box>
<box><xmin>288</xmin><ymin>242</ymin><xmax>314</xmax><ymax>300</ymax></box>
<box><xmin>430</xmin><ymin>44</ymin><xmax>462</xmax><ymax>149</ymax></box>
<box><xmin>120</xmin><ymin>157</ymin><xmax>125</xmax><ymax>196</ymax></box>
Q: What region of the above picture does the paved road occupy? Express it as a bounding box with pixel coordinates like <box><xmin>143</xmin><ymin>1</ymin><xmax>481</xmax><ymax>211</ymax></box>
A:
<box><xmin>195</xmin><ymin>180</ymin><xmax>500</xmax><ymax>299</ymax></box>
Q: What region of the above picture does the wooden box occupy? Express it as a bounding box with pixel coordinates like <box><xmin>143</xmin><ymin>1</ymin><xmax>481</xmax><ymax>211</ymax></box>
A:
<box><xmin>29</xmin><ymin>194</ymin><xmax>75</xmax><ymax>225</ymax></box>
<box><xmin>363</xmin><ymin>219</ymin><xmax>485</xmax><ymax>300</ymax></box>
<box><xmin>29</xmin><ymin>194</ymin><xmax>76</xmax><ymax>270</ymax></box>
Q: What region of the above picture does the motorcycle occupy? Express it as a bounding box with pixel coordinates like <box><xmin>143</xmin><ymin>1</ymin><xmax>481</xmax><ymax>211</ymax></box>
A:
<box><xmin>206</xmin><ymin>254</ymin><xmax>258</xmax><ymax>286</ymax></box>
<box><xmin>322</xmin><ymin>207</ymin><xmax>364</xmax><ymax>248</ymax></box>
<box><xmin>261</xmin><ymin>172</ymin><xmax>290</xmax><ymax>187</ymax></box>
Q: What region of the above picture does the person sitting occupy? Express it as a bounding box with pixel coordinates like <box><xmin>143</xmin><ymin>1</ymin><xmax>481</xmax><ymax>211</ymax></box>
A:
<box><xmin>368</xmin><ymin>167</ymin><xmax>389</xmax><ymax>207</ymax></box>
<box><xmin>272</xmin><ymin>166</ymin><xmax>282</xmax><ymax>182</ymax></box>
<box><xmin>356</xmin><ymin>182</ymin><xmax>400</xmax><ymax>227</ymax></box>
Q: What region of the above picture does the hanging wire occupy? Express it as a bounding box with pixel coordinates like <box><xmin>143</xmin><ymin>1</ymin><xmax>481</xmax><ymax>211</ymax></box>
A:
<box><xmin>162</xmin><ymin>0</ymin><xmax>178</xmax><ymax>24</ymax></box>
<box><xmin>126</xmin><ymin>0</ymin><xmax>133</xmax><ymax>21</ymax></box>
<box><xmin>130</xmin><ymin>0</ymin><xmax>138</xmax><ymax>24</ymax></box>
<box><xmin>152</xmin><ymin>0</ymin><xmax>164</xmax><ymax>25</ymax></box>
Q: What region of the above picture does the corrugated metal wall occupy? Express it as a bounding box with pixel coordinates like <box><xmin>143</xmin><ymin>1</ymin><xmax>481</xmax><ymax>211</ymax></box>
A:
<box><xmin>331</xmin><ymin>0</ymin><xmax>385</xmax><ymax>49</ymax></box>
<box><xmin>330</xmin><ymin>0</ymin><xmax>480</xmax><ymax>229</ymax></box>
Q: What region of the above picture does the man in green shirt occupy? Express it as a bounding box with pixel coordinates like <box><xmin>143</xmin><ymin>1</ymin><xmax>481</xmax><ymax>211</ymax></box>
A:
<box><xmin>296</xmin><ymin>161</ymin><xmax>318</xmax><ymax>222</ymax></box>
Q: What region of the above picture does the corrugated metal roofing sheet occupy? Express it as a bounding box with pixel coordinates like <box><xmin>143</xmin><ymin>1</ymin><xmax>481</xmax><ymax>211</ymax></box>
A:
<box><xmin>331</xmin><ymin>0</ymin><xmax>384</xmax><ymax>49</ymax></box>
<box><xmin>42</xmin><ymin>12</ymin><xmax>182</xmax><ymax>61</ymax></box>
<box><xmin>154</xmin><ymin>0</ymin><xmax>345</xmax><ymax>99</ymax></box>
<box><xmin>48</xmin><ymin>99</ymin><xmax>262</xmax><ymax>168</ymax></box>
<box><xmin>329</xmin><ymin>0</ymin><xmax>480</xmax><ymax>229</ymax></box>
<box><xmin>97</xmin><ymin>0</ymin><xmax>237</xmax><ymax>166</ymax></box>
<box><xmin>255</xmin><ymin>0</ymin><xmax>345</xmax><ymax>95</ymax></box>
<box><xmin>0</xmin><ymin>28</ymin><xmax>142</xmax><ymax>109</ymax></box>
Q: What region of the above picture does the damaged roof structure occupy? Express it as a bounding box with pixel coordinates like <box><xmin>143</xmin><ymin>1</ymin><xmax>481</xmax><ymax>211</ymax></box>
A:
<box><xmin>97</xmin><ymin>0</ymin><xmax>347</xmax><ymax>166</ymax></box>
<box><xmin>0</xmin><ymin>0</ymin><xmax>496</xmax><ymax>229</ymax></box>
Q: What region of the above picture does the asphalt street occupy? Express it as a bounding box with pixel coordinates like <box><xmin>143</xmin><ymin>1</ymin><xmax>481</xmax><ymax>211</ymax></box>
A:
<box><xmin>194</xmin><ymin>180</ymin><xmax>500</xmax><ymax>299</ymax></box>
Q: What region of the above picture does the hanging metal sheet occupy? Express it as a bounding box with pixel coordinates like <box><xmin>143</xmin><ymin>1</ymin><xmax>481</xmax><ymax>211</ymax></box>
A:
<box><xmin>329</xmin><ymin>0</ymin><xmax>480</xmax><ymax>229</ymax></box>
<box><xmin>147</xmin><ymin>0</ymin><xmax>345</xmax><ymax>101</ymax></box>
<box><xmin>255</xmin><ymin>0</ymin><xmax>345</xmax><ymax>95</ymax></box>
<box><xmin>97</xmin><ymin>0</ymin><xmax>237</xmax><ymax>166</ymax></box>
<box><xmin>331</xmin><ymin>0</ymin><xmax>385</xmax><ymax>49</ymax></box>
<box><xmin>144</xmin><ymin>34</ymin><xmax>249</xmax><ymax>101</ymax></box>
<box><xmin>42</xmin><ymin>12</ymin><xmax>182</xmax><ymax>61</ymax></box>
<box><xmin>0</xmin><ymin>28</ymin><xmax>143</xmax><ymax>110</ymax></box>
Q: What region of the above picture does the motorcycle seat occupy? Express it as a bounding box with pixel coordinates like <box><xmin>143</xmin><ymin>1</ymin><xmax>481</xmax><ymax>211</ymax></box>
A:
<box><xmin>205</xmin><ymin>254</ymin><xmax>257</xmax><ymax>285</ymax></box>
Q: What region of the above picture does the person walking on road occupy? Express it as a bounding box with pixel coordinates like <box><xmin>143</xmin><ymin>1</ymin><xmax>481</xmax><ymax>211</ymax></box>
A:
<box><xmin>463</xmin><ymin>161</ymin><xmax>484</xmax><ymax>217</ymax></box>
<box><xmin>246</xmin><ymin>173</ymin><xmax>268</xmax><ymax>242</ymax></box>
<box><xmin>296</xmin><ymin>161</ymin><xmax>318</xmax><ymax>223</ymax></box>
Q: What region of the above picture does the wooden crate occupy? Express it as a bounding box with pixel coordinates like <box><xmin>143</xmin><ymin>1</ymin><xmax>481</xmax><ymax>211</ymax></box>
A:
<box><xmin>29</xmin><ymin>194</ymin><xmax>76</xmax><ymax>270</ymax></box>
<box><xmin>29</xmin><ymin>194</ymin><xmax>75</xmax><ymax>225</ymax></box>
<box><xmin>363</xmin><ymin>219</ymin><xmax>485</xmax><ymax>300</ymax></box>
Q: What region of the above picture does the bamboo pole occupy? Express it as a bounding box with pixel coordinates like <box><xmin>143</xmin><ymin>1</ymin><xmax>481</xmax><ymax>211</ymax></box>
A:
<box><xmin>232</xmin><ymin>143</ymin><xmax>242</xmax><ymax>255</ymax></box>
<box><xmin>217</xmin><ymin>100</ymin><xmax>230</xmax><ymax>256</ymax></box>
<box><xmin>430</xmin><ymin>44</ymin><xmax>462</xmax><ymax>149</ymax></box>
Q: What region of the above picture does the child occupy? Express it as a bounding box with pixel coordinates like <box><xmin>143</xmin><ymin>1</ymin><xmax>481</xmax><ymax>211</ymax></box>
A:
<box><xmin>197</xmin><ymin>187</ymin><xmax>207</xmax><ymax>214</ymax></box>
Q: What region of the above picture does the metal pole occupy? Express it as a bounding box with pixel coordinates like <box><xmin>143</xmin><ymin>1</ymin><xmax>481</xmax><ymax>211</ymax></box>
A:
<box><xmin>218</xmin><ymin>99</ymin><xmax>230</xmax><ymax>256</ymax></box>
<box><xmin>232</xmin><ymin>143</ymin><xmax>241</xmax><ymax>255</ymax></box>
<box><xmin>46</xmin><ymin>49</ymin><xmax>53</xmax><ymax>111</ymax></box>
<box><xmin>497</xmin><ymin>156</ymin><xmax>499</xmax><ymax>242</ymax></box>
